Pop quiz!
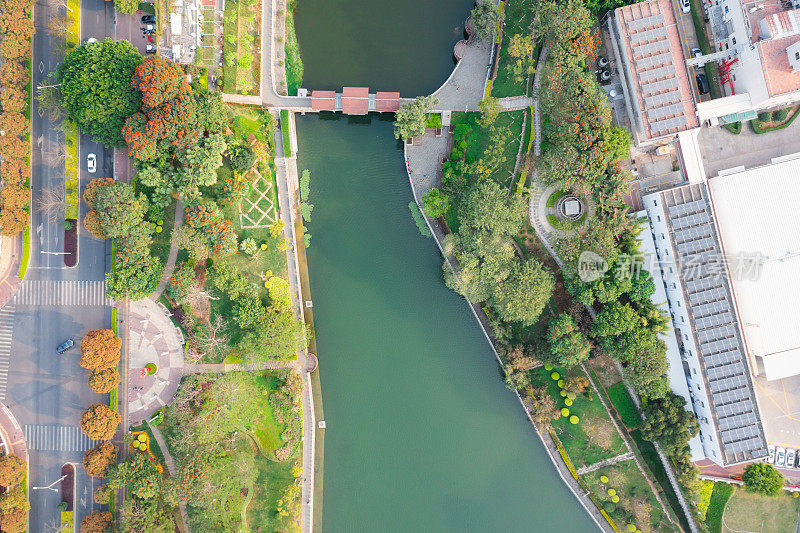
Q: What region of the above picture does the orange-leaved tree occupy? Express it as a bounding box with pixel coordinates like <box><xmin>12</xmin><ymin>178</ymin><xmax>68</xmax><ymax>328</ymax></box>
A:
<box><xmin>82</xmin><ymin>442</ymin><xmax>118</xmax><ymax>477</ymax></box>
<box><xmin>0</xmin><ymin>454</ymin><xmax>25</xmax><ymax>486</ymax></box>
<box><xmin>79</xmin><ymin>404</ymin><xmax>120</xmax><ymax>440</ymax></box>
<box><xmin>79</xmin><ymin>329</ymin><xmax>121</xmax><ymax>370</ymax></box>
<box><xmin>88</xmin><ymin>367</ymin><xmax>121</xmax><ymax>394</ymax></box>
<box><xmin>80</xmin><ymin>510</ymin><xmax>113</xmax><ymax>533</ymax></box>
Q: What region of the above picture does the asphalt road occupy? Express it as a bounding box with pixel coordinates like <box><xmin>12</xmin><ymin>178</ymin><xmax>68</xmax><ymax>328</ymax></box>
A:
<box><xmin>11</xmin><ymin>0</ymin><xmax>116</xmax><ymax>529</ymax></box>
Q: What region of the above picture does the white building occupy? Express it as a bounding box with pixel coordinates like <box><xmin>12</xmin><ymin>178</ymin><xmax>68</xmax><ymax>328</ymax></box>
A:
<box><xmin>641</xmin><ymin>183</ymin><xmax>767</xmax><ymax>466</ymax></box>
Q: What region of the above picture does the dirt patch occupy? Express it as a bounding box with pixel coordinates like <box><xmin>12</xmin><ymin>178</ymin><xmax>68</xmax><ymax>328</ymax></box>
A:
<box><xmin>588</xmin><ymin>416</ymin><xmax>616</xmax><ymax>449</ymax></box>
<box><xmin>63</xmin><ymin>220</ymin><xmax>77</xmax><ymax>267</ymax></box>
<box><xmin>588</xmin><ymin>353</ymin><xmax>623</xmax><ymax>388</ymax></box>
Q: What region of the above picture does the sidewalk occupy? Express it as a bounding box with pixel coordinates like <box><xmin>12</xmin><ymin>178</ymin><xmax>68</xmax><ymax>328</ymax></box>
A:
<box><xmin>0</xmin><ymin>235</ymin><xmax>22</xmax><ymax>310</ymax></box>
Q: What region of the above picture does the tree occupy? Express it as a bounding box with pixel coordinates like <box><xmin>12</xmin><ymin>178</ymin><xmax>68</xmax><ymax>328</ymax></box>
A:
<box><xmin>602</xmin><ymin>125</ymin><xmax>631</xmax><ymax>162</ymax></box>
<box><xmin>107</xmin><ymin>452</ymin><xmax>162</xmax><ymax>500</ymax></box>
<box><xmin>491</xmin><ymin>258</ymin><xmax>554</xmax><ymax>325</ymax></box>
<box><xmin>0</xmin><ymin>113</ymin><xmax>30</xmax><ymax>137</ymax></box>
<box><xmin>36</xmin><ymin>185</ymin><xmax>65</xmax><ymax>223</ymax></box>
<box><xmin>82</xmin><ymin>442</ymin><xmax>118</xmax><ymax>477</ymax></box>
<box><xmin>93</xmin><ymin>182</ymin><xmax>146</xmax><ymax>237</ymax></box>
<box><xmin>591</xmin><ymin>301</ymin><xmax>641</xmax><ymax>338</ymax></box>
<box><xmin>459</xmin><ymin>179</ymin><xmax>525</xmax><ymax>236</ymax></box>
<box><xmin>56</xmin><ymin>39</ymin><xmax>142</xmax><ymax>147</ymax></box>
<box><xmin>80</xmin><ymin>329</ymin><xmax>121</xmax><ymax>370</ymax></box>
<box><xmin>80</xmin><ymin>510</ymin><xmax>113</xmax><ymax>533</ymax></box>
<box><xmin>478</xmin><ymin>96</ymin><xmax>502</xmax><ymax>127</ymax></box>
<box><xmin>507</xmin><ymin>33</ymin><xmax>535</xmax><ymax>82</ymax></box>
<box><xmin>534</xmin><ymin>0</ymin><xmax>593</xmax><ymax>54</ymax></box>
<box><xmin>0</xmin><ymin>185</ymin><xmax>29</xmax><ymax>236</ymax></box>
<box><xmin>471</xmin><ymin>0</ymin><xmax>504</xmax><ymax>41</ymax></box>
<box><xmin>229</xmin><ymin>143</ymin><xmax>256</xmax><ymax>173</ymax></box>
<box><xmin>88</xmin><ymin>367</ymin><xmax>121</xmax><ymax>393</ymax></box>
<box><xmin>106</xmin><ymin>254</ymin><xmax>162</xmax><ymax>301</ymax></box>
<box><xmin>525</xmin><ymin>388</ymin><xmax>559</xmax><ymax>428</ymax></box>
<box><xmin>83</xmin><ymin>178</ymin><xmax>114</xmax><ymax>208</ymax></box>
<box><xmin>547</xmin><ymin>313</ymin><xmax>592</xmax><ymax>367</ymax></box>
<box><xmin>393</xmin><ymin>96</ymin><xmax>436</xmax><ymax>140</ymax></box>
<box><xmin>80</xmin><ymin>404</ymin><xmax>120</xmax><ymax>440</ymax></box>
<box><xmin>130</xmin><ymin>55</ymin><xmax>188</xmax><ymax>110</ymax></box>
<box><xmin>83</xmin><ymin>210</ymin><xmax>107</xmax><ymax>239</ymax></box>
<box><xmin>640</xmin><ymin>392</ymin><xmax>699</xmax><ymax>456</ymax></box>
<box><xmin>167</xmin><ymin>262</ymin><xmax>196</xmax><ymax>303</ymax></box>
<box><xmin>421</xmin><ymin>188</ymin><xmax>450</xmax><ymax>218</ymax></box>
<box><xmin>36</xmin><ymin>85</ymin><xmax>64</xmax><ymax>122</ymax></box>
<box><xmin>233</xmin><ymin>294</ymin><xmax>267</xmax><ymax>330</ymax></box>
<box><xmin>0</xmin><ymin>454</ymin><xmax>25</xmax><ymax>486</ymax></box>
<box><xmin>0</xmin><ymin>488</ymin><xmax>28</xmax><ymax>516</ymax></box>
<box><xmin>0</xmin><ymin>61</ymin><xmax>27</xmax><ymax>87</ymax></box>
<box><xmin>0</xmin><ymin>510</ymin><xmax>26</xmax><ymax>533</ymax></box>
<box><xmin>742</xmin><ymin>463</ymin><xmax>784</xmax><ymax>496</ymax></box>
<box><xmin>93</xmin><ymin>484</ymin><xmax>111</xmax><ymax>505</ymax></box>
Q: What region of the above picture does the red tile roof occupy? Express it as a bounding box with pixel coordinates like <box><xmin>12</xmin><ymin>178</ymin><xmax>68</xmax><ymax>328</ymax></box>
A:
<box><xmin>342</xmin><ymin>86</ymin><xmax>369</xmax><ymax>115</ymax></box>
<box><xmin>375</xmin><ymin>91</ymin><xmax>400</xmax><ymax>112</ymax></box>
<box><xmin>311</xmin><ymin>90</ymin><xmax>335</xmax><ymax>111</ymax></box>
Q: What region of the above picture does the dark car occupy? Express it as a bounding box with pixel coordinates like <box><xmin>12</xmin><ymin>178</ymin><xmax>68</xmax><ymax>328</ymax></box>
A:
<box><xmin>141</xmin><ymin>14</ymin><xmax>155</xmax><ymax>23</ymax></box>
<box><xmin>56</xmin><ymin>339</ymin><xmax>74</xmax><ymax>355</ymax></box>
<box><xmin>696</xmin><ymin>73</ymin><xmax>710</xmax><ymax>94</ymax></box>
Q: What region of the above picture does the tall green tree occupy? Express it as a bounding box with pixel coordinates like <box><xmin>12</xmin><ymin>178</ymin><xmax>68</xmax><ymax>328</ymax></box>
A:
<box><xmin>471</xmin><ymin>0</ymin><xmax>504</xmax><ymax>41</ymax></box>
<box><xmin>547</xmin><ymin>313</ymin><xmax>592</xmax><ymax>367</ymax></box>
<box><xmin>393</xmin><ymin>96</ymin><xmax>436</xmax><ymax>140</ymax></box>
<box><xmin>93</xmin><ymin>182</ymin><xmax>147</xmax><ymax>238</ymax></box>
<box><xmin>640</xmin><ymin>392</ymin><xmax>699</xmax><ymax>456</ymax></box>
<box><xmin>107</xmin><ymin>453</ymin><xmax>162</xmax><ymax>500</ymax></box>
<box><xmin>491</xmin><ymin>258</ymin><xmax>554</xmax><ymax>325</ymax></box>
<box><xmin>742</xmin><ymin>463</ymin><xmax>784</xmax><ymax>496</ymax></box>
<box><xmin>56</xmin><ymin>39</ymin><xmax>142</xmax><ymax>147</ymax></box>
<box><xmin>421</xmin><ymin>188</ymin><xmax>450</xmax><ymax>218</ymax></box>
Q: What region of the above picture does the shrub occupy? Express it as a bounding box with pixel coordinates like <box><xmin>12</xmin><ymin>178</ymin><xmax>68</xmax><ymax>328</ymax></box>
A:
<box><xmin>93</xmin><ymin>484</ymin><xmax>111</xmax><ymax>504</ymax></box>
<box><xmin>742</xmin><ymin>462</ymin><xmax>784</xmax><ymax>496</ymax></box>
<box><xmin>758</xmin><ymin>111</ymin><xmax>771</xmax><ymax>122</ymax></box>
<box><xmin>773</xmin><ymin>108</ymin><xmax>789</xmax><ymax>122</ymax></box>
<box><xmin>453</xmin><ymin>124</ymin><xmax>471</xmax><ymax>141</ymax></box>
<box><xmin>450</xmin><ymin>148</ymin><xmax>462</xmax><ymax>160</ymax></box>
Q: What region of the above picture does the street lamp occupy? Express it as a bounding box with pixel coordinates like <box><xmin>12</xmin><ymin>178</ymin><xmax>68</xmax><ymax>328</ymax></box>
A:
<box><xmin>40</xmin><ymin>251</ymin><xmax>68</xmax><ymax>255</ymax></box>
<box><xmin>32</xmin><ymin>475</ymin><xmax>66</xmax><ymax>492</ymax></box>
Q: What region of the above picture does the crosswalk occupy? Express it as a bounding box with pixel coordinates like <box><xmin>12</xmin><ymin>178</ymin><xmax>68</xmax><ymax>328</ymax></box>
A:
<box><xmin>13</xmin><ymin>280</ymin><xmax>113</xmax><ymax>307</ymax></box>
<box><xmin>0</xmin><ymin>305</ymin><xmax>13</xmax><ymax>401</ymax></box>
<box><xmin>24</xmin><ymin>424</ymin><xmax>101</xmax><ymax>452</ymax></box>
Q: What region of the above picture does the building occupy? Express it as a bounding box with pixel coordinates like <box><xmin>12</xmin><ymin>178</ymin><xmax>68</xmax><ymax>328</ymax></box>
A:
<box><xmin>609</xmin><ymin>0</ymin><xmax>700</xmax><ymax>146</ymax></box>
<box><xmin>641</xmin><ymin>183</ymin><xmax>768</xmax><ymax>466</ymax></box>
<box><xmin>705</xmin><ymin>156</ymin><xmax>800</xmax><ymax>381</ymax></box>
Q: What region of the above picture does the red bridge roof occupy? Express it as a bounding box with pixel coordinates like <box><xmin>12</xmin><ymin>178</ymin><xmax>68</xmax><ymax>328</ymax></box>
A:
<box><xmin>342</xmin><ymin>87</ymin><xmax>369</xmax><ymax>115</ymax></box>
<box><xmin>375</xmin><ymin>92</ymin><xmax>400</xmax><ymax>112</ymax></box>
<box><xmin>311</xmin><ymin>90</ymin><xmax>335</xmax><ymax>111</ymax></box>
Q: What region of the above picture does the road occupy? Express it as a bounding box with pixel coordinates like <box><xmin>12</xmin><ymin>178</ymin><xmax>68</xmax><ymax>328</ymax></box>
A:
<box><xmin>8</xmin><ymin>0</ymin><xmax>116</xmax><ymax>529</ymax></box>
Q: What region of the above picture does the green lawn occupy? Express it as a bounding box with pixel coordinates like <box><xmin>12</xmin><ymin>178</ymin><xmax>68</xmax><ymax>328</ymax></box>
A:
<box><xmin>721</xmin><ymin>488</ymin><xmax>798</xmax><ymax>533</ymax></box>
<box><xmin>606</xmin><ymin>382</ymin><xmax>641</xmax><ymax>429</ymax></box>
<box><xmin>587</xmin><ymin>460</ymin><xmax>673</xmax><ymax>533</ymax></box>
<box><xmin>491</xmin><ymin>0</ymin><xmax>537</xmax><ymax>98</ymax></box>
<box><xmin>246</xmin><ymin>454</ymin><xmax>298</xmax><ymax>532</ymax></box>
<box><xmin>449</xmin><ymin>110</ymin><xmax>524</xmax><ymax>187</ymax></box>
<box><xmin>530</xmin><ymin>366</ymin><xmax>627</xmax><ymax>468</ymax></box>
<box><xmin>150</xmin><ymin>201</ymin><xmax>176</xmax><ymax>266</ymax></box>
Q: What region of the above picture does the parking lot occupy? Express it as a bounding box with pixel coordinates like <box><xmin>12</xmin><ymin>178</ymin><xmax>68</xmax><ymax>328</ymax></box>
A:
<box><xmin>752</xmin><ymin>370</ymin><xmax>800</xmax><ymax>478</ymax></box>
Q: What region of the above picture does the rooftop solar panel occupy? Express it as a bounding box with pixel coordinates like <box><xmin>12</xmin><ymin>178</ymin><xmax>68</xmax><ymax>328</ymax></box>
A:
<box><xmin>626</xmin><ymin>13</ymin><xmax>666</xmax><ymax>32</ymax></box>
<box><xmin>629</xmin><ymin>26</ymin><xmax>668</xmax><ymax>45</ymax></box>
<box><xmin>636</xmin><ymin>51</ymin><xmax>673</xmax><ymax>68</ymax></box>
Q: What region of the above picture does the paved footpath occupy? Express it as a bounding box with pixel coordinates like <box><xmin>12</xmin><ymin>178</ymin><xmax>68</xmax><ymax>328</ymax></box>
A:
<box><xmin>0</xmin><ymin>236</ymin><xmax>22</xmax><ymax>310</ymax></box>
<box><xmin>150</xmin><ymin>199</ymin><xmax>184</xmax><ymax>301</ymax></box>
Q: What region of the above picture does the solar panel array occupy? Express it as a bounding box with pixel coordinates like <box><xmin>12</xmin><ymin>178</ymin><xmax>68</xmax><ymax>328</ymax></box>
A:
<box><xmin>662</xmin><ymin>184</ymin><xmax>767</xmax><ymax>464</ymax></box>
<box><xmin>651</xmin><ymin>116</ymin><xmax>688</xmax><ymax>133</ymax></box>
<box><xmin>626</xmin><ymin>13</ymin><xmax>665</xmax><ymax>32</ymax></box>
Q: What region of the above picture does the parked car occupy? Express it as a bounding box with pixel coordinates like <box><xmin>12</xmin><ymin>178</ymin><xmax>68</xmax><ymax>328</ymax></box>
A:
<box><xmin>691</xmin><ymin>47</ymin><xmax>702</xmax><ymax>59</ymax></box>
<box><xmin>86</xmin><ymin>37</ymin><xmax>97</xmax><ymax>44</ymax></box>
<box><xmin>56</xmin><ymin>339</ymin><xmax>74</xmax><ymax>355</ymax></box>
<box><xmin>140</xmin><ymin>14</ymin><xmax>155</xmax><ymax>23</ymax></box>
<box><xmin>145</xmin><ymin>44</ymin><xmax>157</xmax><ymax>54</ymax></box>
<box><xmin>680</xmin><ymin>0</ymin><xmax>691</xmax><ymax>13</ymax></box>
<box><xmin>777</xmin><ymin>447</ymin><xmax>787</xmax><ymax>467</ymax></box>
<box><xmin>87</xmin><ymin>153</ymin><xmax>96</xmax><ymax>173</ymax></box>
<box><xmin>141</xmin><ymin>24</ymin><xmax>155</xmax><ymax>32</ymax></box>
<box><xmin>768</xmin><ymin>444</ymin><xmax>776</xmax><ymax>463</ymax></box>
<box><xmin>696</xmin><ymin>73</ymin><xmax>710</xmax><ymax>95</ymax></box>
<box><xmin>788</xmin><ymin>449</ymin><xmax>797</xmax><ymax>468</ymax></box>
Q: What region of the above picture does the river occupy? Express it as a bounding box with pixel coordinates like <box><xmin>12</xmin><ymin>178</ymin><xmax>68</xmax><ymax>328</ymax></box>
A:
<box><xmin>294</xmin><ymin>0</ymin><xmax>475</xmax><ymax>95</ymax></box>
<box><xmin>298</xmin><ymin>114</ymin><xmax>597</xmax><ymax>531</ymax></box>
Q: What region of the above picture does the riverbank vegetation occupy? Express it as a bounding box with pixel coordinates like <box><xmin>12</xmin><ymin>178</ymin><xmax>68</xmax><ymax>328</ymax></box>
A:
<box><xmin>284</xmin><ymin>0</ymin><xmax>303</xmax><ymax>95</ymax></box>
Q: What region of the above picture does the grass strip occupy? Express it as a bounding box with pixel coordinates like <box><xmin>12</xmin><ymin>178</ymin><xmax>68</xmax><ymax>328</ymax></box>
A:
<box><xmin>17</xmin><ymin>227</ymin><xmax>30</xmax><ymax>279</ymax></box>
<box><xmin>605</xmin><ymin>382</ymin><xmax>640</xmax><ymax>429</ymax></box>
<box><xmin>704</xmin><ymin>482</ymin><xmax>735</xmax><ymax>533</ymax></box>
<box><xmin>280</xmin><ymin>109</ymin><xmax>291</xmax><ymax>157</ymax></box>
<box><xmin>284</xmin><ymin>0</ymin><xmax>303</xmax><ymax>95</ymax></box>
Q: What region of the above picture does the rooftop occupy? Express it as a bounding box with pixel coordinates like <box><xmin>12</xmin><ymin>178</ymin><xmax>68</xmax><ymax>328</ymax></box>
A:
<box><xmin>615</xmin><ymin>0</ymin><xmax>699</xmax><ymax>139</ymax></box>
<box><xmin>707</xmin><ymin>156</ymin><xmax>800</xmax><ymax>381</ymax></box>
<box><xmin>375</xmin><ymin>91</ymin><xmax>400</xmax><ymax>112</ymax></box>
<box><xmin>758</xmin><ymin>35</ymin><xmax>800</xmax><ymax>96</ymax></box>
<box><xmin>311</xmin><ymin>90</ymin><xmax>336</xmax><ymax>111</ymax></box>
<box><xmin>341</xmin><ymin>86</ymin><xmax>369</xmax><ymax>115</ymax></box>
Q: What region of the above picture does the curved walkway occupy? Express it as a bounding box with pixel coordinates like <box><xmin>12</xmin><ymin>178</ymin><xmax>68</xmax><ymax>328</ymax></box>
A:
<box><xmin>150</xmin><ymin>199</ymin><xmax>184</xmax><ymax>301</ymax></box>
<box><xmin>0</xmin><ymin>403</ymin><xmax>26</xmax><ymax>463</ymax></box>
<box><xmin>148</xmin><ymin>422</ymin><xmax>190</xmax><ymax>533</ymax></box>
<box><xmin>430</xmin><ymin>34</ymin><xmax>493</xmax><ymax>112</ymax></box>
<box><xmin>0</xmin><ymin>236</ymin><xmax>22</xmax><ymax>311</ymax></box>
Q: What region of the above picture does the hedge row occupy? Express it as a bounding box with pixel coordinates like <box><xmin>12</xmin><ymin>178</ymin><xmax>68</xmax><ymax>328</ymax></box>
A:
<box><xmin>0</xmin><ymin>0</ymin><xmax>34</xmax><ymax>237</ymax></box>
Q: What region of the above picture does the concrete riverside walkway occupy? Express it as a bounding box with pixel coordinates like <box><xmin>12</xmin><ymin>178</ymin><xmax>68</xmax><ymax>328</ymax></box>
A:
<box><xmin>148</xmin><ymin>421</ymin><xmax>190</xmax><ymax>533</ymax></box>
<box><xmin>127</xmin><ymin>298</ymin><xmax>184</xmax><ymax>425</ymax></box>
<box><xmin>429</xmin><ymin>32</ymin><xmax>493</xmax><ymax>112</ymax></box>
<box><xmin>150</xmin><ymin>198</ymin><xmax>184</xmax><ymax>301</ymax></box>
<box><xmin>183</xmin><ymin>360</ymin><xmax>299</xmax><ymax>373</ymax></box>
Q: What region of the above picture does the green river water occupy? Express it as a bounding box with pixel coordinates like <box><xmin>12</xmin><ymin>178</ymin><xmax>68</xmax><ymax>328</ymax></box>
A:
<box><xmin>299</xmin><ymin>115</ymin><xmax>597</xmax><ymax>531</ymax></box>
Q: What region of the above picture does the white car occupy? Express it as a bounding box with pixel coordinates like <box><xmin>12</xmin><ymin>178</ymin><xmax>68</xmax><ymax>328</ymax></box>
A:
<box><xmin>87</xmin><ymin>153</ymin><xmax>96</xmax><ymax>173</ymax></box>
<box><xmin>680</xmin><ymin>0</ymin><xmax>691</xmax><ymax>13</ymax></box>
<box><xmin>768</xmin><ymin>444</ymin><xmax>776</xmax><ymax>463</ymax></box>
<box><xmin>788</xmin><ymin>449</ymin><xmax>797</xmax><ymax>468</ymax></box>
<box><xmin>777</xmin><ymin>447</ymin><xmax>787</xmax><ymax>467</ymax></box>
